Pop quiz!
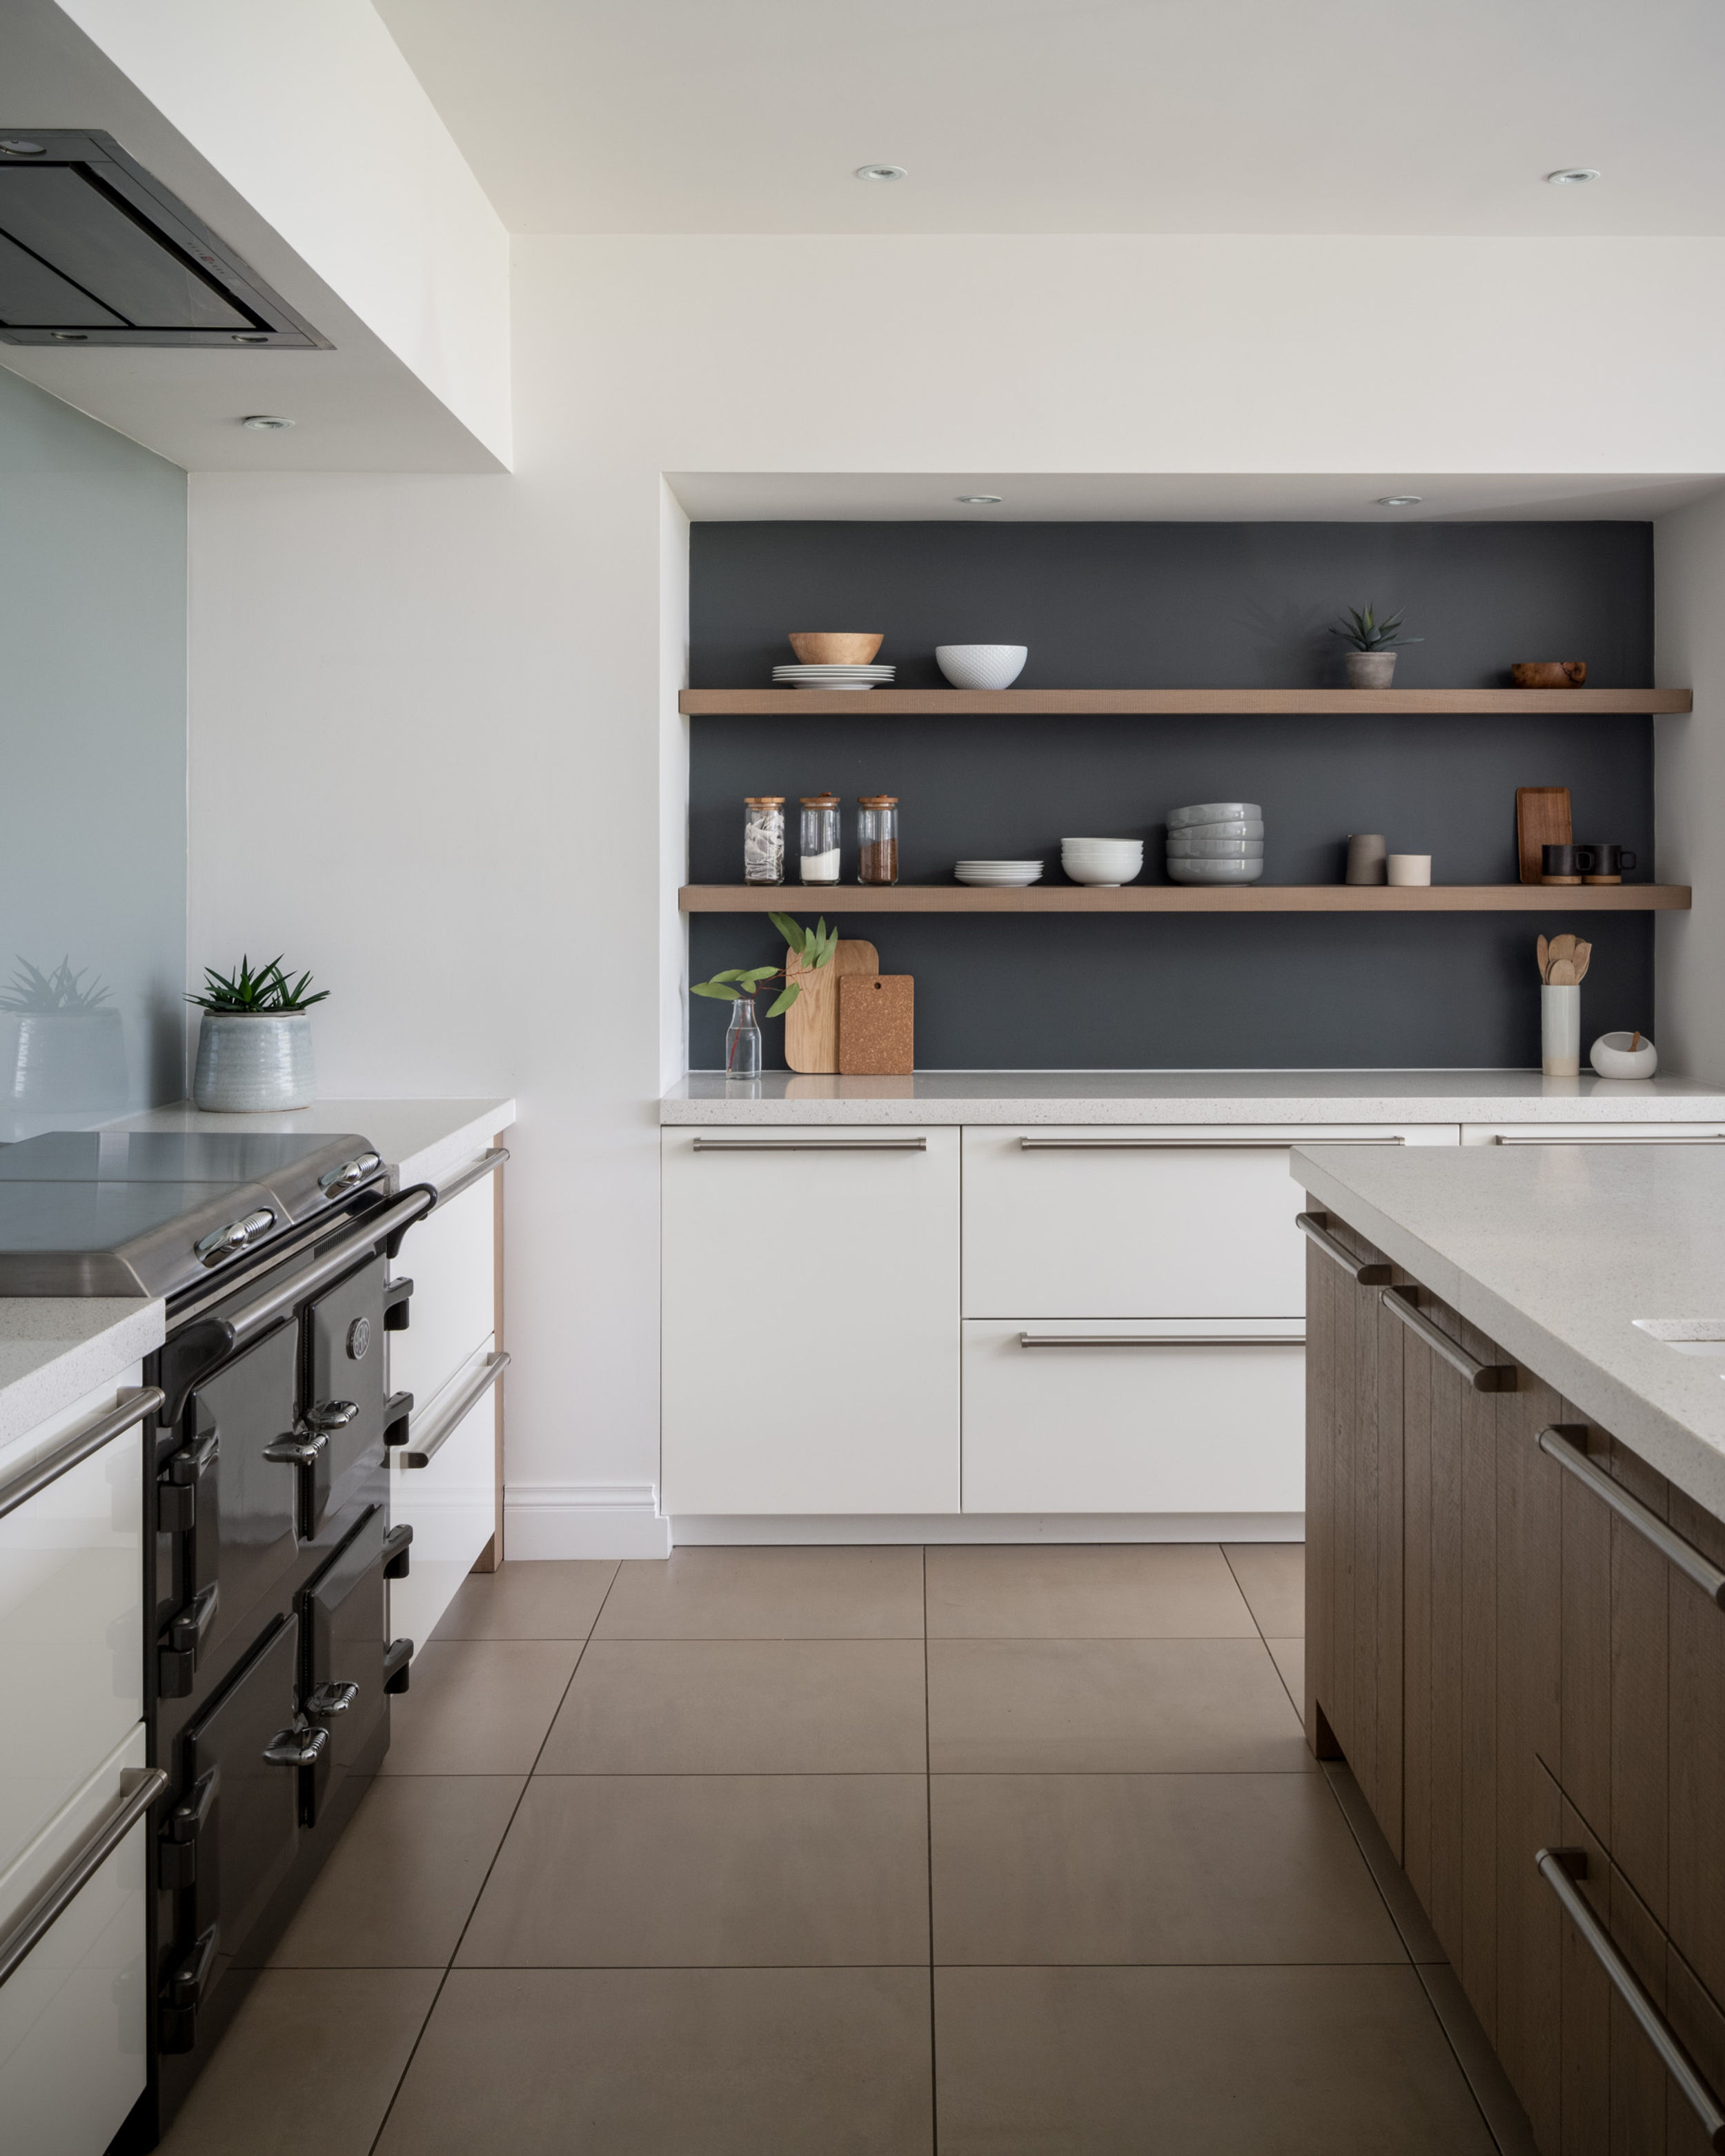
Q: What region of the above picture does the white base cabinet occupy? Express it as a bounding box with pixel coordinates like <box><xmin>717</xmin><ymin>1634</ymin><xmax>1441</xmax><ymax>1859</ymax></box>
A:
<box><xmin>661</xmin><ymin>1130</ymin><xmax>960</xmax><ymax>1514</ymax></box>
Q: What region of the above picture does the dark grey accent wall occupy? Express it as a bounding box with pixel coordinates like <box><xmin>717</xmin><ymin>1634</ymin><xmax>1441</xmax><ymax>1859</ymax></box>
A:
<box><xmin>688</xmin><ymin>521</ymin><xmax>1655</xmax><ymax>1070</ymax></box>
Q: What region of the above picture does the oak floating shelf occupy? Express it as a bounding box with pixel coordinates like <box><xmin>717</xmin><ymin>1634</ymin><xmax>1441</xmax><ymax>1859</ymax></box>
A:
<box><xmin>679</xmin><ymin>687</ymin><xmax>1693</xmax><ymax>718</ymax></box>
<box><xmin>681</xmin><ymin>884</ymin><xmax>1693</xmax><ymax>916</ymax></box>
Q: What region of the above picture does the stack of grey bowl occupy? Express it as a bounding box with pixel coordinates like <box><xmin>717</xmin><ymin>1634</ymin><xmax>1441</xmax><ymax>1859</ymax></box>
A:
<box><xmin>1166</xmin><ymin>801</ymin><xmax>1264</xmax><ymax>884</ymax></box>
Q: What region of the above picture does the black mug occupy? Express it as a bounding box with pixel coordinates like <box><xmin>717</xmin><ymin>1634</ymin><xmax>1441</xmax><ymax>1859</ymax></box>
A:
<box><xmin>1541</xmin><ymin>844</ymin><xmax>1584</xmax><ymax>880</ymax></box>
<box><xmin>1577</xmin><ymin>843</ymin><xmax>1637</xmax><ymax>881</ymax></box>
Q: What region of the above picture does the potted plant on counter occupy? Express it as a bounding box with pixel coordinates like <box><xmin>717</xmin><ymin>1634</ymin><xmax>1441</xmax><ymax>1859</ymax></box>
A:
<box><xmin>0</xmin><ymin>957</ymin><xmax>127</xmax><ymax>1111</ymax></box>
<box><xmin>1331</xmin><ymin>602</ymin><xmax>1421</xmax><ymax>688</ymax></box>
<box><xmin>691</xmin><ymin>914</ymin><xmax>836</xmax><ymax>1078</ymax></box>
<box><xmin>188</xmin><ymin>955</ymin><xmax>328</xmax><ymax>1111</ymax></box>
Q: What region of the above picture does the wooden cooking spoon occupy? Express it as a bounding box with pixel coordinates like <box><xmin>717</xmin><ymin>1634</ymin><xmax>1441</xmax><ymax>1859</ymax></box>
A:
<box><xmin>1548</xmin><ymin>933</ymin><xmax>1579</xmax><ymax>967</ymax></box>
<box><xmin>1537</xmin><ymin>934</ymin><xmax>1550</xmax><ymax>982</ymax></box>
<box><xmin>1573</xmin><ymin>939</ymin><xmax>1593</xmax><ymax>984</ymax></box>
<box><xmin>1548</xmin><ymin>957</ymin><xmax>1577</xmax><ymax>987</ymax></box>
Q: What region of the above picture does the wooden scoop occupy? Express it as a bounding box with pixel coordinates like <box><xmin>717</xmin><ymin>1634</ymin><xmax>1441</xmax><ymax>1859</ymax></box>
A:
<box><xmin>1548</xmin><ymin>933</ymin><xmax>1579</xmax><ymax>967</ymax></box>
<box><xmin>1573</xmin><ymin>939</ymin><xmax>1592</xmax><ymax>985</ymax></box>
<box><xmin>1537</xmin><ymin>934</ymin><xmax>1550</xmax><ymax>982</ymax></box>
<box><xmin>1548</xmin><ymin>957</ymin><xmax>1577</xmax><ymax>987</ymax></box>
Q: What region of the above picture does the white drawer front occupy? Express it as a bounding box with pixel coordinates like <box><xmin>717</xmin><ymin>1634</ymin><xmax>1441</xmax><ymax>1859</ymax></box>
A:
<box><xmin>390</xmin><ymin>1169</ymin><xmax>497</xmax><ymax>1416</ymax></box>
<box><xmin>1463</xmin><ymin>1121</ymin><xmax>1725</xmax><ymax>1146</ymax></box>
<box><xmin>0</xmin><ymin>1388</ymin><xmax>143</xmax><ymax>1879</ymax></box>
<box><xmin>962</xmin><ymin>1124</ymin><xmax>1457</xmax><ymax>1319</ymax></box>
<box><xmin>390</xmin><ymin>1341</ymin><xmax>498</xmax><ymax>1648</ymax></box>
<box><xmin>662</xmin><ymin>1129</ymin><xmax>960</xmax><ymax>1514</ymax></box>
<box><xmin>961</xmin><ymin>1318</ymin><xmax>1305</xmax><ymax>1514</ymax></box>
<box><xmin>0</xmin><ymin>1730</ymin><xmax>148</xmax><ymax>2156</ymax></box>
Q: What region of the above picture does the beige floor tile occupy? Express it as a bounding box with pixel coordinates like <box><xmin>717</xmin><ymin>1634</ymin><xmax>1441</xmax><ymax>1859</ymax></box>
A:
<box><xmin>936</xmin><ymin>1966</ymin><xmax>1497</xmax><ymax>2154</ymax></box>
<box><xmin>926</xmin><ymin>1543</ymin><xmax>1254</xmax><ymax>1639</ymax></box>
<box><xmin>538</xmin><ymin>1639</ymin><xmax>927</xmax><ymax>1772</ymax></box>
<box><xmin>457</xmin><ymin>1773</ymin><xmax>929</xmax><ymax>1967</ymax></box>
<box><xmin>1323</xmin><ymin>1762</ymin><xmax>1446</xmax><ymax>1964</ymax></box>
<box><xmin>1223</xmin><ymin>1541</ymin><xmax>1306</xmax><ymax>1635</ymax></box>
<box><xmin>431</xmin><ymin>1558</ymin><xmax>618</xmax><ymax>1640</ymax></box>
<box><xmin>156</xmin><ymin>1968</ymin><xmax>440</xmax><ymax>2156</ymax></box>
<box><xmin>927</xmin><ymin>1637</ymin><xmax>1312</xmax><ymax>1772</ymax></box>
<box><xmin>375</xmin><ymin>1968</ymin><xmax>934</xmax><ymax>2155</ymax></box>
<box><xmin>594</xmin><ymin>1545</ymin><xmax>926</xmax><ymax>1639</ymax></box>
<box><xmin>931</xmin><ymin>1772</ymin><xmax>1403</xmax><ymax>1965</ymax></box>
<box><xmin>379</xmin><ymin>1639</ymin><xmax>580</xmax><ymax>1775</ymax></box>
<box><xmin>1268</xmin><ymin>1635</ymin><xmax>1305</xmax><ymax>1715</ymax></box>
<box><xmin>268</xmin><ymin>1775</ymin><xmax>524</xmax><ymax>1968</ymax></box>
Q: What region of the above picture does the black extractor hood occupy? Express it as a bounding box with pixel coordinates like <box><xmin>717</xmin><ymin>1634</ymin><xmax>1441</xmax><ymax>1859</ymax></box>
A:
<box><xmin>0</xmin><ymin>130</ymin><xmax>328</xmax><ymax>347</ymax></box>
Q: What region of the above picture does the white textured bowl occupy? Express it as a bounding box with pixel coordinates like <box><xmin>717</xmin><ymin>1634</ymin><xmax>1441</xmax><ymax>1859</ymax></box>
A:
<box><xmin>936</xmin><ymin>644</ymin><xmax>1028</xmax><ymax>690</ymax></box>
<box><xmin>1063</xmin><ymin>859</ymin><xmax>1143</xmax><ymax>887</ymax></box>
<box><xmin>1167</xmin><ymin>838</ymin><xmax>1264</xmax><ymax>859</ymax></box>
<box><xmin>1170</xmin><ymin>818</ymin><xmax>1265</xmax><ymax>840</ymax></box>
<box><xmin>1061</xmin><ymin>837</ymin><xmax>1143</xmax><ymax>853</ymax></box>
<box><xmin>1590</xmin><ymin>1031</ymin><xmax>1659</xmax><ymax>1078</ymax></box>
<box><xmin>1168</xmin><ymin>801</ymin><xmax>1261</xmax><ymax>829</ymax></box>
<box><xmin>1166</xmin><ymin>858</ymin><xmax>1265</xmax><ymax>885</ymax></box>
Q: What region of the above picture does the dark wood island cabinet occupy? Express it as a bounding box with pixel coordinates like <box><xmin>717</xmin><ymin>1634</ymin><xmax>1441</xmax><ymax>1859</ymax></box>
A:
<box><xmin>1303</xmin><ymin>1199</ymin><xmax>1725</xmax><ymax>2154</ymax></box>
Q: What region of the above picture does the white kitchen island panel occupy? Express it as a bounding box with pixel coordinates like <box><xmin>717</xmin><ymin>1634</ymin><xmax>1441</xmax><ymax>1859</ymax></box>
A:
<box><xmin>661</xmin><ymin>1128</ymin><xmax>960</xmax><ymax>1514</ymax></box>
<box><xmin>961</xmin><ymin>1318</ymin><xmax>1305</xmax><ymax>1514</ymax></box>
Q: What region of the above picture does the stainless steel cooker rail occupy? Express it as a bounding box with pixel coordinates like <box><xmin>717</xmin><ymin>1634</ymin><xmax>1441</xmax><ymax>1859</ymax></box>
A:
<box><xmin>224</xmin><ymin>1187</ymin><xmax>436</xmax><ymax>1347</ymax></box>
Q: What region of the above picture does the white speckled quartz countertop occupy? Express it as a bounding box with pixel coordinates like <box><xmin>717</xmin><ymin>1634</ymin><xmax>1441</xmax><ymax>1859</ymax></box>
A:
<box><xmin>110</xmin><ymin>1098</ymin><xmax>516</xmax><ymax>1192</ymax></box>
<box><xmin>1291</xmin><ymin>1141</ymin><xmax>1725</xmax><ymax>1522</ymax></box>
<box><xmin>663</xmin><ymin>1070</ymin><xmax>1725</xmax><ymax>1126</ymax></box>
<box><xmin>0</xmin><ymin>1296</ymin><xmax>164</xmax><ymax>1452</ymax></box>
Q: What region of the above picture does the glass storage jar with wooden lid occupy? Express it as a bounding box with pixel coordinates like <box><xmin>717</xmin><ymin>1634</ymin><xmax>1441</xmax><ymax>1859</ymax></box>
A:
<box><xmin>742</xmin><ymin>797</ymin><xmax>785</xmax><ymax>884</ymax></box>
<box><xmin>799</xmin><ymin>794</ymin><xmax>841</xmax><ymax>885</ymax></box>
<box><xmin>857</xmin><ymin>796</ymin><xmax>899</xmax><ymax>885</ymax></box>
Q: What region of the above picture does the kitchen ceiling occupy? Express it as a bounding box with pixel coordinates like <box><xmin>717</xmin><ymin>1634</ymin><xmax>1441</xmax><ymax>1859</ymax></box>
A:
<box><xmin>375</xmin><ymin>0</ymin><xmax>1725</xmax><ymax>236</ymax></box>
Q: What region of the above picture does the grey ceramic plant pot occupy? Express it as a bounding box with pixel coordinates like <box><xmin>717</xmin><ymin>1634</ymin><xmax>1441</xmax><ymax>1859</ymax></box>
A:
<box><xmin>193</xmin><ymin>1011</ymin><xmax>316</xmax><ymax>1111</ymax></box>
<box><xmin>1346</xmin><ymin>650</ymin><xmax>1398</xmax><ymax>688</ymax></box>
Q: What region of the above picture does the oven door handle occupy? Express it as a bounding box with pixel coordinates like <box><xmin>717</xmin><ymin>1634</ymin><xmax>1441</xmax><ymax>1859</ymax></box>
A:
<box><xmin>226</xmin><ymin>1187</ymin><xmax>436</xmax><ymax>1348</ymax></box>
<box><xmin>262</xmin><ymin>1719</ymin><xmax>329</xmax><ymax>1768</ymax></box>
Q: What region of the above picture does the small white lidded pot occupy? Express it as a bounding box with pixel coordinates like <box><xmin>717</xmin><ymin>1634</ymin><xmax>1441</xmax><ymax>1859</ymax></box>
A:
<box><xmin>1386</xmin><ymin>853</ymin><xmax>1432</xmax><ymax>887</ymax></box>
<box><xmin>1590</xmin><ymin>1031</ymin><xmax>1659</xmax><ymax>1079</ymax></box>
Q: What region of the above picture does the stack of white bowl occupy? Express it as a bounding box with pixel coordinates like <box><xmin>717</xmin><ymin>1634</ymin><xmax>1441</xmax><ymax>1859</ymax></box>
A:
<box><xmin>1166</xmin><ymin>802</ymin><xmax>1264</xmax><ymax>884</ymax></box>
<box><xmin>1061</xmin><ymin>837</ymin><xmax>1145</xmax><ymax>887</ymax></box>
<box><xmin>954</xmin><ymin>859</ymin><xmax>1044</xmax><ymax>887</ymax></box>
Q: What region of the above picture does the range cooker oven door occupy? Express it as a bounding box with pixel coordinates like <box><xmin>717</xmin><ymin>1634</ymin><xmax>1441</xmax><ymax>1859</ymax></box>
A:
<box><xmin>158</xmin><ymin>1612</ymin><xmax>315</xmax><ymax>2051</ymax></box>
<box><xmin>302</xmin><ymin>1253</ymin><xmax>396</xmax><ymax>1537</ymax></box>
<box><xmin>157</xmin><ymin>1322</ymin><xmax>300</xmax><ymax>1697</ymax></box>
<box><xmin>298</xmin><ymin>1503</ymin><xmax>413</xmax><ymax>1826</ymax></box>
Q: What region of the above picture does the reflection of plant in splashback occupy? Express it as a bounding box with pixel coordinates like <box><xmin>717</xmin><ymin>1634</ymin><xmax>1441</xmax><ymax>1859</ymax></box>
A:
<box><xmin>0</xmin><ymin>957</ymin><xmax>113</xmax><ymax>1012</ymax></box>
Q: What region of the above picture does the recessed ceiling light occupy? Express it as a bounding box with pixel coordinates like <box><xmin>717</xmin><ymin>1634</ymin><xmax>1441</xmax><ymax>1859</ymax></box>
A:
<box><xmin>1377</xmin><ymin>495</ymin><xmax>1423</xmax><ymax>507</ymax></box>
<box><xmin>855</xmin><ymin>164</ymin><xmax>907</xmax><ymax>182</ymax></box>
<box><xmin>51</xmin><ymin>331</ymin><xmax>88</xmax><ymax>342</ymax></box>
<box><xmin>241</xmin><ymin>413</ymin><xmax>294</xmax><ymax>431</ymax></box>
<box><xmin>956</xmin><ymin>494</ymin><xmax>1003</xmax><ymax>505</ymax></box>
<box><xmin>0</xmin><ymin>139</ymin><xmax>46</xmax><ymax>156</ymax></box>
<box><xmin>1547</xmin><ymin>167</ymin><xmax>1600</xmax><ymax>186</ymax></box>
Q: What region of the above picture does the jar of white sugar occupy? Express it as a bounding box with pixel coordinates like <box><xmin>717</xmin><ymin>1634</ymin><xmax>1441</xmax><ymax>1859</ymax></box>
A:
<box><xmin>799</xmin><ymin>794</ymin><xmax>840</xmax><ymax>885</ymax></box>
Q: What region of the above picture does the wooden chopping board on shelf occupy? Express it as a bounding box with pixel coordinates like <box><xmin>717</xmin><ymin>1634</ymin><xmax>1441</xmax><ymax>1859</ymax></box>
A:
<box><xmin>1516</xmin><ymin>787</ymin><xmax>1572</xmax><ymax>885</ymax></box>
<box><xmin>784</xmin><ymin>940</ymin><xmax>878</xmax><ymax>1073</ymax></box>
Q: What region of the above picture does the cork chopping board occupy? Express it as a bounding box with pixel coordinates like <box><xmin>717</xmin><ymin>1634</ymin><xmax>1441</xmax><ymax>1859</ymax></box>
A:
<box><xmin>840</xmin><ymin>975</ymin><xmax>914</xmax><ymax>1076</ymax></box>
<box><xmin>784</xmin><ymin>939</ymin><xmax>878</xmax><ymax>1073</ymax></box>
<box><xmin>1516</xmin><ymin>787</ymin><xmax>1572</xmax><ymax>885</ymax></box>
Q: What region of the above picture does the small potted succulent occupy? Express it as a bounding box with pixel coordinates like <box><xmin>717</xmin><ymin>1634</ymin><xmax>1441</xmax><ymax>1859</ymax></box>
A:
<box><xmin>1332</xmin><ymin>602</ymin><xmax>1421</xmax><ymax>688</ymax></box>
<box><xmin>0</xmin><ymin>957</ymin><xmax>127</xmax><ymax>1110</ymax></box>
<box><xmin>188</xmin><ymin>955</ymin><xmax>328</xmax><ymax>1111</ymax></box>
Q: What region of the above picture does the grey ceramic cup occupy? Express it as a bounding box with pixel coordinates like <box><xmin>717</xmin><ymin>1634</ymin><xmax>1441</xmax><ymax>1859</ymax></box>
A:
<box><xmin>1345</xmin><ymin>833</ymin><xmax>1387</xmax><ymax>885</ymax></box>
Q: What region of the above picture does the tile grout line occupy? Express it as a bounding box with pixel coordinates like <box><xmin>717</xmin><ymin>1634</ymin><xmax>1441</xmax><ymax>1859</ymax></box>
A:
<box><xmin>1219</xmin><ymin>1542</ymin><xmax>1305</xmax><ymax>1723</ymax></box>
<box><xmin>364</xmin><ymin>1561</ymin><xmax>623</xmax><ymax>2155</ymax></box>
<box><xmin>924</xmin><ymin>1545</ymin><xmax>938</xmax><ymax>2155</ymax></box>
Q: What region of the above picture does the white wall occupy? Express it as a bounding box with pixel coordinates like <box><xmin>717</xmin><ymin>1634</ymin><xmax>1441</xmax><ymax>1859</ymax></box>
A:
<box><xmin>188</xmin><ymin>233</ymin><xmax>1725</xmax><ymax>1549</ymax></box>
<box><xmin>1655</xmin><ymin>491</ymin><xmax>1725</xmax><ymax>1082</ymax></box>
<box><xmin>57</xmin><ymin>0</ymin><xmax>511</xmax><ymax>464</ymax></box>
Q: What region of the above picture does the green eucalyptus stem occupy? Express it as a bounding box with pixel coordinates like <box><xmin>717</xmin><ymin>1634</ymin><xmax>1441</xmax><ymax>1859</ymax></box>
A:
<box><xmin>690</xmin><ymin>913</ymin><xmax>839</xmax><ymax>1019</ymax></box>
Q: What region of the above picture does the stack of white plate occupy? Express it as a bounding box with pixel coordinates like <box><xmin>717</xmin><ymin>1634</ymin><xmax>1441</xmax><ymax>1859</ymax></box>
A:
<box><xmin>1061</xmin><ymin>837</ymin><xmax>1145</xmax><ymax>887</ymax></box>
<box><xmin>955</xmin><ymin>860</ymin><xmax>1044</xmax><ymax>887</ymax></box>
<box><xmin>1166</xmin><ymin>801</ymin><xmax>1264</xmax><ymax>885</ymax></box>
<box><xmin>771</xmin><ymin>664</ymin><xmax>897</xmax><ymax>691</ymax></box>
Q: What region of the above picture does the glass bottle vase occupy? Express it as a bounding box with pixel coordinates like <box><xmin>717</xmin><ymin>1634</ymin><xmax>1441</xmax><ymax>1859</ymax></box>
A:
<box><xmin>724</xmin><ymin>994</ymin><xmax>763</xmax><ymax>1079</ymax></box>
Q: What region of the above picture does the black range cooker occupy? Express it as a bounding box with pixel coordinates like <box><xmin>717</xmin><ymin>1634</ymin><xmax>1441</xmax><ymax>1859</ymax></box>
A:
<box><xmin>0</xmin><ymin>1130</ymin><xmax>437</xmax><ymax>2147</ymax></box>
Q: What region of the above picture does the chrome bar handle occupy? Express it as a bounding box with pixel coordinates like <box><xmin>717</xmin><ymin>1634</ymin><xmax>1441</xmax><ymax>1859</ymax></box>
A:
<box><xmin>1495</xmin><ymin>1132</ymin><xmax>1725</xmax><ymax>1145</ymax></box>
<box><xmin>1539</xmin><ymin>1425</ymin><xmax>1725</xmax><ymax>1607</ymax></box>
<box><xmin>1296</xmin><ymin>1212</ymin><xmax>1392</xmax><ymax>1285</ymax></box>
<box><xmin>1018</xmin><ymin>1136</ymin><xmax>1407</xmax><ymax>1150</ymax></box>
<box><xmin>397</xmin><ymin>1351</ymin><xmax>510</xmax><ymax>1470</ymax></box>
<box><xmin>691</xmin><ymin>1136</ymin><xmax>927</xmax><ymax>1151</ymax></box>
<box><xmin>0</xmin><ymin>1768</ymin><xmax>166</xmax><ymax>1989</ymax></box>
<box><xmin>1379</xmin><ymin>1287</ymin><xmax>1517</xmax><ymax>1393</ymax></box>
<box><xmin>1018</xmin><ymin>1331</ymin><xmax>1303</xmax><ymax>1349</ymax></box>
<box><xmin>0</xmin><ymin>1385</ymin><xmax>164</xmax><ymax>1523</ymax></box>
<box><xmin>437</xmin><ymin>1145</ymin><xmax>510</xmax><ymax>1203</ymax></box>
<box><xmin>1538</xmin><ymin>1848</ymin><xmax>1725</xmax><ymax>2147</ymax></box>
<box><xmin>226</xmin><ymin>1187</ymin><xmax>435</xmax><ymax>1345</ymax></box>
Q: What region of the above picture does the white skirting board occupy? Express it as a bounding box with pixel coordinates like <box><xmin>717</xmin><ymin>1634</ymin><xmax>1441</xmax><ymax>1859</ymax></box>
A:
<box><xmin>667</xmin><ymin>1512</ymin><xmax>1305</xmax><ymax>1546</ymax></box>
<box><xmin>504</xmin><ymin>1481</ymin><xmax>673</xmax><ymax>1559</ymax></box>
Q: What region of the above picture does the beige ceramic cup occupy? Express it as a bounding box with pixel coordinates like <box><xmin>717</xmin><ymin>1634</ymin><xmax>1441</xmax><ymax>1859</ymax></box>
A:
<box><xmin>1386</xmin><ymin>853</ymin><xmax>1432</xmax><ymax>887</ymax></box>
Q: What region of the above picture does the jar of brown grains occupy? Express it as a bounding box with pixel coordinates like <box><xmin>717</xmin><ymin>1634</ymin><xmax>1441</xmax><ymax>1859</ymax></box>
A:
<box><xmin>857</xmin><ymin>796</ymin><xmax>899</xmax><ymax>886</ymax></box>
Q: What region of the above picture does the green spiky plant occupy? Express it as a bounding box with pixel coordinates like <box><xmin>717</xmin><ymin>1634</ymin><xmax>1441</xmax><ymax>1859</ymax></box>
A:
<box><xmin>187</xmin><ymin>956</ymin><xmax>330</xmax><ymax>1013</ymax></box>
<box><xmin>1330</xmin><ymin>602</ymin><xmax>1422</xmax><ymax>653</ymax></box>
<box><xmin>0</xmin><ymin>956</ymin><xmax>112</xmax><ymax>1012</ymax></box>
<box><xmin>691</xmin><ymin>913</ymin><xmax>838</xmax><ymax>1019</ymax></box>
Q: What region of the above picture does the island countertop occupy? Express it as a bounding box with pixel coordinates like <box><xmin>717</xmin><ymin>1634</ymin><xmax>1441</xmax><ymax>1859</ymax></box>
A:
<box><xmin>1291</xmin><ymin>1139</ymin><xmax>1725</xmax><ymax>1521</ymax></box>
<box><xmin>664</xmin><ymin>1069</ymin><xmax>1725</xmax><ymax>1126</ymax></box>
